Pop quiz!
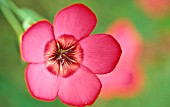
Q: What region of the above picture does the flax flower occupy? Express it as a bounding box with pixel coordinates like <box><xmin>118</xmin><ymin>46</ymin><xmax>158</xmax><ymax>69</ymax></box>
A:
<box><xmin>20</xmin><ymin>4</ymin><xmax>122</xmax><ymax>106</ymax></box>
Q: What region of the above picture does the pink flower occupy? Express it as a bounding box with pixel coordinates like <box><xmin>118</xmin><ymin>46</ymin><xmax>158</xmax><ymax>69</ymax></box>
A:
<box><xmin>98</xmin><ymin>19</ymin><xmax>144</xmax><ymax>99</ymax></box>
<box><xmin>20</xmin><ymin>4</ymin><xmax>122</xmax><ymax>106</ymax></box>
<box><xmin>134</xmin><ymin>0</ymin><xmax>170</xmax><ymax>18</ymax></box>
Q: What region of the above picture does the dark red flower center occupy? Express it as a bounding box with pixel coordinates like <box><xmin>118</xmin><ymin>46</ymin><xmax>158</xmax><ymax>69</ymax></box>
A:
<box><xmin>44</xmin><ymin>35</ymin><xmax>83</xmax><ymax>77</ymax></box>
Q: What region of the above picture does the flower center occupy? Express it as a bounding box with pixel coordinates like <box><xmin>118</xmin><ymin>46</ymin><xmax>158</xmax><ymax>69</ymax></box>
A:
<box><xmin>44</xmin><ymin>35</ymin><xmax>83</xmax><ymax>77</ymax></box>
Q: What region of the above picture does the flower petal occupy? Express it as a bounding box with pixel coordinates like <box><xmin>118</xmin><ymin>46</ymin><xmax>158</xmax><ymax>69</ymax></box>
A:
<box><xmin>58</xmin><ymin>65</ymin><xmax>101</xmax><ymax>106</ymax></box>
<box><xmin>53</xmin><ymin>4</ymin><xmax>97</xmax><ymax>40</ymax></box>
<box><xmin>25</xmin><ymin>63</ymin><xmax>59</xmax><ymax>101</ymax></box>
<box><xmin>21</xmin><ymin>20</ymin><xmax>54</xmax><ymax>63</ymax></box>
<box><xmin>79</xmin><ymin>34</ymin><xmax>122</xmax><ymax>74</ymax></box>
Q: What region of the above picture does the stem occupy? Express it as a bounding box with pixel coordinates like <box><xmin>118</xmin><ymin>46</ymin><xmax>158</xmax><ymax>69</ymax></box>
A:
<box><xmin>0</xmin><ymin>5</ymin><xmax>23</xmax><ymax>43</ymax></box>
<box><xmin>6</xmin><ymin>0</ymin><xmax>25</xmax><ymax>21</ymax></box>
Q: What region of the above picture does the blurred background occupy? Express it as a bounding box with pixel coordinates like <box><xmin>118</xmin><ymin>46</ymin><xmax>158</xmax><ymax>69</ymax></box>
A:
<box><xmin>0</xmin><ymin>0</ymin><xmax>170</xmax><ymax>107</ymax></box>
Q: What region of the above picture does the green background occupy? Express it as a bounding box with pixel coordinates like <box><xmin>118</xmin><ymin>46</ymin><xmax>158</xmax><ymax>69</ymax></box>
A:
<box><xmin>0</xmin><ymin>0</ymin><xmax>170</xmax><ymax>107</ymax></box>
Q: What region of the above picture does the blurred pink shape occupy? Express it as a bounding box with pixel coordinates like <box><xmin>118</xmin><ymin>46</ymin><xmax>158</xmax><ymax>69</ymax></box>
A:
<box><xmin>135</xmin><ymin>0</ymin><xmax>170</xmax><ymax>18</ymax></box>
<box><xmin>98</xmin><ymin>19</ymin><xmax>145</xmax><ymax>99</ymax></box>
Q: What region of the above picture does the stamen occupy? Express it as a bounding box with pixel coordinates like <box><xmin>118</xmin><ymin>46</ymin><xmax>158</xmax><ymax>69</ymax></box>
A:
<box><xmin>57</xmin><ymin>54</ymin><xmax>62</xmax><ymax>60</ymax></box>
<box><xmin>57</xmin><ymin>42</ymin><xmax>60</xmax><ymax>51</ymax></box>
<box><xmin>59</xmin><ymin>62</ymin><xmax>63</xmax><ymax>73</ymax></box>
<box><xmin>60</xmin><ymin>58</ymin><xmax>65</xmax><ymax>65</ymax></box>
<box><xmin>65</xmin><ymin>55</ymin><xmax>76</xmax><ymax>63</ymax></box>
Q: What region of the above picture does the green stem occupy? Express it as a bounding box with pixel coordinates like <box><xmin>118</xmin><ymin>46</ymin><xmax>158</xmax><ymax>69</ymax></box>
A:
<box><xmin>0</xmin><ymin>5</ymin><xmax>23</xmax><ymax>43</ymax></box>
<box><xmin>6</xmin><ymin>0</ymin><xmax>25</xmax><ymax>21</ymax></box>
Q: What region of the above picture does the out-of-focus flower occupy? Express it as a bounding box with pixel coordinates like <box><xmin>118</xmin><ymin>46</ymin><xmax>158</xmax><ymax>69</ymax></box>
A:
<box><xmin>20</xmin><ymin>4</ymin><xmax>122</xmax><ymax>106</ymax></box>
<box><xmin>134</xmin><ymin>0</ymin><xmax>170</xmax><ymax>18</ymax></box>
<box><xmin>98</xmin><ymin>19</ymin><xmax>144</xmax><ymax>99</ymax></box>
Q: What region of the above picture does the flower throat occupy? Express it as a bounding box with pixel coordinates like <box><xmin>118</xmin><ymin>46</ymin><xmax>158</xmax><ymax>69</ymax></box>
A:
<box><xmin>44</xmin><ymin>35</ymin><xmax>83</xmax><ymax>77</ymax></box>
